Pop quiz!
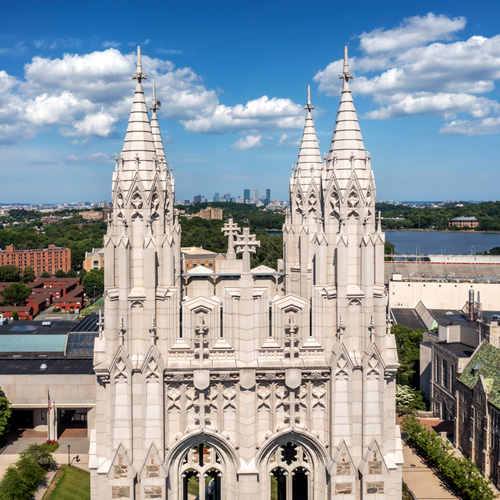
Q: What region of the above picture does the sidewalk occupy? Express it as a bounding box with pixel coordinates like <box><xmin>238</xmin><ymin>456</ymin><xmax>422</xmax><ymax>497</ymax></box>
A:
<box><xmin>403</xmin><ymin>441</ymin><xmax>460</xmax><ymax>500</ymax></box>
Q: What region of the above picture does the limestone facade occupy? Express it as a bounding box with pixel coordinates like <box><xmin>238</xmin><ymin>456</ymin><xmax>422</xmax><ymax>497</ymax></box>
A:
<box><xmin>90</xmin><ymin>47</ymin><xmax>403</xmax><ymax>499</ymax></box>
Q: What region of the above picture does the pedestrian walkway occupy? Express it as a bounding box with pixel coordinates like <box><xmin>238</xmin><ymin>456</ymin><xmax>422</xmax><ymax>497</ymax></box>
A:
<box><xmin>403</xmin><ymin>441</ymin><xmax>460</xmax><ymax>500</ymax></box>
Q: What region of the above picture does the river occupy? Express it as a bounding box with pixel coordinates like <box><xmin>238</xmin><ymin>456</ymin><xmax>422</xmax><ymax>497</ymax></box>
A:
<box><xmin>267</xmin><ymin>230</ymin><xmax>500</xmax><ymax>255</ymax></box>
<box><xmin>385</xmin><ymin>230</ymin><xmax>500</xmax><ymax>255</ymax></box>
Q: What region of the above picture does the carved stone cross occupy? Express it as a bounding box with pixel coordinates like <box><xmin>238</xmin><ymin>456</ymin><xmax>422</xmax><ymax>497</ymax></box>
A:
<box><xmin>235</xmin><ymin>228</ymin><xmax>260</xmax><ymax>273</ymax></box>
<box><xmin>194</xmin><ymin>313</ymin><xmax>209</xmax><ymax>363</ymax></box>
<box><xmin>221</xmin><ymin>218</ymin><xmax>241</xmax><ymax>259</ymax></box>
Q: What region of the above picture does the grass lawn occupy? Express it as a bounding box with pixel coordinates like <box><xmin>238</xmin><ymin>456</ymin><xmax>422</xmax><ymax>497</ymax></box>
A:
<box><xmin>42</xmin><ymin>465</ymin><xmax>90</xmax><ymax>500</ymax></box>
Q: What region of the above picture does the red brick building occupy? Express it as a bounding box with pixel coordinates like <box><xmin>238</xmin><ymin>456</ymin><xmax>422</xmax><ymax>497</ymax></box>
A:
<box><xmin>54</xmin><ymin>285</ymin><xmax>84</xmax><ymax>312</ymax></box>
<box><xmin>0</xmin><ymin>245</ymin><xmax>71</xmax><ymax>276</ymax></box>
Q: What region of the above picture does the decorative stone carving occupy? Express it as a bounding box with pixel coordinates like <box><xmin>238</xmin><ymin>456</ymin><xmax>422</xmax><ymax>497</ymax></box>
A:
<box><xmin>347</xmin><ymin>189</ymin><xmax>359</xmax><ymax>219</ymax></box>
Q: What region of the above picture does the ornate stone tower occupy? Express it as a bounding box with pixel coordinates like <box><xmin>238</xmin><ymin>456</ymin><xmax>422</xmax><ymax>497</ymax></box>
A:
<box><xmin>91</xmin><ymin>47</ymin><xmax>402</xmax><ymax>500</ymax></box>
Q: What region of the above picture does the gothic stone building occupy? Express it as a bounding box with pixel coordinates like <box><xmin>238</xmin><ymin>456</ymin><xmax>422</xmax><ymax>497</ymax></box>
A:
<box><xmin>90</xmin><ymin>47</ymin><xmax>403</xmax><ymax>499</ymax></box>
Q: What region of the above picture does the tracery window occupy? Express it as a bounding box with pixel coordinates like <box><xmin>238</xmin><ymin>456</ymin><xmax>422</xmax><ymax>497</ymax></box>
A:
<box><xmin>181</xmin><ymin>444</ymin><xmax>222</xmax><ymax>500</ymax></box>
<box><xmin>269</xmin><ymin>442</ymin><xmax>311</xmax><ymax>500</ymax></box>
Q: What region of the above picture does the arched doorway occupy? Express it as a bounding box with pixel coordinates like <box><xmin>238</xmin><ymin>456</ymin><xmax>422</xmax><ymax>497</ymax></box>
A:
<box><xmin>181</xmin><ymin>443</ymin><xmax>222</xmax><ymax>500</ymax></box>
<box><xmin>269</xmin><ymin>442</ymin><xmax>310</xmax><ymax>500</ymax></box>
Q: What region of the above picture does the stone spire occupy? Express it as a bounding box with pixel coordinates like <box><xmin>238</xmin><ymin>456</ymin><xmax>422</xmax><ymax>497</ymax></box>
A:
<box><xmin>149</xmin><ymin>84</ymin><xmax>167</xmax><ymax>165</ymax></box>
<box><xmin>295</xmin><ymin>84</ymin><xmax>322</xmax><ymax>181</ymax></box>
<box><xmin>328</xmin><ymin>46</ymin><xmax>366</xmax><ymax>163</ymax></box>
<box><xmin>121</xmin><ymin>46</ymin><xmax>156</xmax><ymax>165</ymax></box>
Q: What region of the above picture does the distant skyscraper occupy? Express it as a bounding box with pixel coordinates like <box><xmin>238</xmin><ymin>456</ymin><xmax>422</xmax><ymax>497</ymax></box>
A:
<box><xmin>265</xmin><ymin>189</ymin><xmax>271</xmax><ymax>204</ymax></box>
<box><xmin>214</xmin><ymin>193</ymin><xmax>220</xmax><ymax>202</ymax></box>
<box><xmin>253</xmin><ymin>189</ymin><xmax>259</xmax><ymax>204</ymax></box>
<box><xmin>243</xmin><ymin>189</ymin><xmax>250</xmax><ymax>203</ymax></box>
<box><xmin>193</xmin><ymin>194</ymin><xmax>202</xmax><ymax>203</ymax></box>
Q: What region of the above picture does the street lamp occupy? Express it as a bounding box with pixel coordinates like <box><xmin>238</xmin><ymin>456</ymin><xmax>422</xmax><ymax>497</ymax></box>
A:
<box><xmin>67</xmin><ymin>444</ymin><xmax>71</xmax><ymax>466</ymax></box>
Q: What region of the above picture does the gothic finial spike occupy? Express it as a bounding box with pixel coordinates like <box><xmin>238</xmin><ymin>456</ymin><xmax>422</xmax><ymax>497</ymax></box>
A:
<box><xmin>377</xmin><ymin>211</ymin><xmax>382</xmax><ymax>232</ymax></box>
<box><xmin>132</xmin><ymin>45</ymin><xmax>147</xmax><ymax>82</ymax></box>
<box><xmin>304</xmin><ymin>84</ymin><xmax>314</xmax><ymax>111</ymax></box>
<box><xmin>152</xmin><ymin>83</ymin><xmax>156</xmax><ymax>103</ymax></box>
<box><xmin>339</xmin><ymin>45</ymin><xmax>353</xmax><ymax>85</ymax></box>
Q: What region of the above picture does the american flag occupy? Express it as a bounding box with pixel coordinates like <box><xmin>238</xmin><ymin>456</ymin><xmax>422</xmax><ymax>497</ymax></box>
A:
<box><xmin>48</xmin><ymin>391</ymin><xmax>52</xmax><ymax>414</ymax></box>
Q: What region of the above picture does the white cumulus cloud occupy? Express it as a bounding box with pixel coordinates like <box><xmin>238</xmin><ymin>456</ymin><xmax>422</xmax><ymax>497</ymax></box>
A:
<box><xmin>230</xmin><ymin>135</ymin><xmax>263</xmax><ymax>150</ymax></box>
<box><xmin>314</xmin><ymin>13</ymin><xmax>500</xmax><ymax>135</ymax></box>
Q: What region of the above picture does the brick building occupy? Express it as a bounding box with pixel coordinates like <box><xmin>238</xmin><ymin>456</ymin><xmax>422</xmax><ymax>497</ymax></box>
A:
<box><xmin>40</xmin><ymin>216</ymin><xmax>62</xmax><ymax>225</ymax></box>
<box><xmin>181</xmin><ymin>246</ymin><xmax>225</xmax><ymax>273</ymax></box>
<box><xmin>79</xmin><ymin>210</ymin><xmax>103</xmax><ymax>221</ymax></box>
<box><xmin>197</xmin><ymin>206</ymin><xmax>223</xmax><ymax>220</ymax></box>
<box><xmin>448</xmin><ymin>216</ymin><xmax>479</xmax><ymax>229</ymax></box>
<box><xmin>0</xmin><ymin>245</ymin><xmax>71</xmax><ymax>276</ymax></box>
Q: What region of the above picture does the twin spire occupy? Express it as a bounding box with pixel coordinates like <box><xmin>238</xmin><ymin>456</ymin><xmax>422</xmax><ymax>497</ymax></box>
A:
<box><xmin>121</xmin><ymin>47</ymin><xmax>166</xmax><ymax>168</ymax></box>
<box><xmin>329</xmin><ymin>45</ymin><xmax>366</xmax><ymax>163</ymax></box>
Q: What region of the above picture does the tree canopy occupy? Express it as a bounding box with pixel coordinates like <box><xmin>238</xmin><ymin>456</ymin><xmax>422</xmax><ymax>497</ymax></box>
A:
<box><xmin>392</xmin><ymin>324</ymin><xmax>423</xmax><ymax>388</ymax></box>
<box><xmin>82</xmin><ymin>268</ymin><xmax>104</xmax><ymax>298</ymax></box>
<box><xmin>0</xmin><ymin>387</ymin><xmax>11</xmax><ymax>439</ymax></box>
<box><xmin>0</xmin><ymin>282</ymin><xmax>32</xmax><ymax>306</ymax></box>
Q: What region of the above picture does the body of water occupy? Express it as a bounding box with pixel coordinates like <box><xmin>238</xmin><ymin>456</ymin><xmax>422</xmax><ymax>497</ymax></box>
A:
<box><xmin>267</xmin><ymin>230</ymin><xmax>500</xmax><ymax>255</ymax></box>
<box><xmin>386</xmin><ymin>230</ymin><xmax>500</xmax><ymax>255</ymax></box>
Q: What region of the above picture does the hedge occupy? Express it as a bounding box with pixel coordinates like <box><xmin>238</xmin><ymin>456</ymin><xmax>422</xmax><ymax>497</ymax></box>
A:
<box><xmin>401</xmin><ymin>415</ymin><xmax>495</xmax><ymax>500</ymax></box>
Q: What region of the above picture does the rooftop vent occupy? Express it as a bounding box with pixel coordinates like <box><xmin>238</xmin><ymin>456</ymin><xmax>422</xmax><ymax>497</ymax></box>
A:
<box><xmin>42</xmin><ymin>321</ymin><xmax>51</xmax><ymax>327</ymax></box>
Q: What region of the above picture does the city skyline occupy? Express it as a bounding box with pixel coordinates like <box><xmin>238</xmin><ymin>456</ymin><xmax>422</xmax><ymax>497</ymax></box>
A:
<box><xmin>1</xmin><ymin>1</ymin><xmax>500</xmax><ymax>203</ymax></box>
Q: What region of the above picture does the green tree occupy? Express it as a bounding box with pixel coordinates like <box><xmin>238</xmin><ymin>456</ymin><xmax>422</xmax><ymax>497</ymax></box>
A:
<box><xmin>11</xmin><ymin>310</ymin><xmax>19</xmax><ymax>321</ymax></box>
<box><xmin>396</xmin><ymin>384</ymin><xmax>426</xmax><ymax>414</ymax></box>
<box><xmin>0</xmin><ymin>266</ymin><xmax>21</xmax><ymax>282</ymax></box>
<box><xmin>21</xmin><ymin>266</ymin><xmax>35</xmax><ymax>283</ymax></box>
<box><xmin>79</xmin><ymin>269</ymin><xmax>87</xmax><ymax>279</ymax></box>
<box><xmin>0</xmin><ymin>387</ymin><xmax>11</xmax><ymax>439</ymax></box>
<box><xmin>82</xmin><ymin>268</ymin><xmax>104</xmax><ymax>297</ymax></box>
<box><xmin>392</xmin><ymin>324</ymin><xmax>423</xmax><ymax>388</ymax></box>
<box><xmin>1</xmin><ymin>283</ymin><xmax>31</xmax><ymax>307</ymax></box>
<box><xmin>65</xmin><ymin>268</ymin><xmax>77</xmax><ymax>278</ymax></box>
<box><xmin>40</xmin><ymin>271</ymin><xmax>51</xmax><ymax>278</ymax></box>
<box><xmin>55</xmin><ymin>269</ymin><xmax>66</xmax><ymax>278</ymax></box>
<box><xmin>0</xmin><ymin>466</ymin><xmax>32</xmax><ymax>500</ymax></box>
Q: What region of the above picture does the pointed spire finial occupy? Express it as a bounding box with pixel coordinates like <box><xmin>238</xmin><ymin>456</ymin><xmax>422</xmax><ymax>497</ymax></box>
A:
<box><xmin>132</xmin><ymin>45</ymin><xmax>147</xmax><ymax>83</ymax></box>
<box><xmin>149</xmin><ymin>83</ymin><xmax>161</xmax><ymax>113</ymax></box>
<box><xmin>304</xmin><ymin>84</ymin><xmax>314</xmax><ymax>112</ymax></box>
<box><xmin>339</xmin><ymin>45</ymin><xmax>353</xmax><ymax>86</ymax></box>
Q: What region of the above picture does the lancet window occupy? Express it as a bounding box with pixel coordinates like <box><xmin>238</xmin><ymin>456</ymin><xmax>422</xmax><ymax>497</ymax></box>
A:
<box><xmin>181</xmin><ymin>444</ymin><xmax>222</xmax><ymax>500</ymax></box>
<box><xmin>269</xmin><ymin>442</ymin><xmax>311</xmax><ymax>500</ymax></box>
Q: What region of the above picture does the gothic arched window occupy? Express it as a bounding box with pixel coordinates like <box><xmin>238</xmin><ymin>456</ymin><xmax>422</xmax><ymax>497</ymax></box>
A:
<box><xmin>269</xmin><ymin>442</ymin><xmax>311</xmax><ymax>500</ymax></box>
<box><xmin>181</xmin><ymin>444</ymin><xmax>222</xmax><ymax>500</ymax></box>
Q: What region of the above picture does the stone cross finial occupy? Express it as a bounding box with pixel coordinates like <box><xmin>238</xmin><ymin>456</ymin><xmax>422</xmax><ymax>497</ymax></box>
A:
<box><xmin>132</xmin><ymin>46</ymin><xmax>147</xmax><ymax>83</ymax></box>
<box><xmin>149</xmin><ymin>84</ymin><xmax>161</xmax><ymax>113</ymax></box>
<box><xmin>304</xmin><ymin>84</ymin><xmax>314</xmax><ymax>112</ymax></box>
<box><xmin>377</xmin><ymin>211</ymin><xmax>382</xmax><ymax>232</ymax></box>
<box><xmin>235</xmin><ymin>228</ymin><xmax>260</xmax><ymax>273</ymax></box>
<box><xmin>339</xmin><ymin>45</ymin><xmax>354</xmax><ymax>84</ymax></box>
<box><xmin>222</xmin><ymin>218</ymin><xmax>241</xmax><ymax>259</ymax></box>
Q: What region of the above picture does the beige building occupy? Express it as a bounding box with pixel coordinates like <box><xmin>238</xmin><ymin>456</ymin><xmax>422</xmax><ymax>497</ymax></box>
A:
<box><xmin>91</xmin><ymin>48</ymin><xmax>402</xmax><ymax>500</ymax></box>
<box><xmin>181</xmin><ymin>246</ymin><xmax>224</xmax><ymax>273</ymax></box>
<box><xmin>83</xmin><ymin>248</ymin><xmax>105</xmax><ymax>272</ymax></box>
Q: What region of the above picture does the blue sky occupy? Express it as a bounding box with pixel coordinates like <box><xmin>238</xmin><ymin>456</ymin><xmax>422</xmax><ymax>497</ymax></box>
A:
<box><xmin>1</xmin><ymin>0</ymin><xmax>500</xmax><ymax>203</ymax></box>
